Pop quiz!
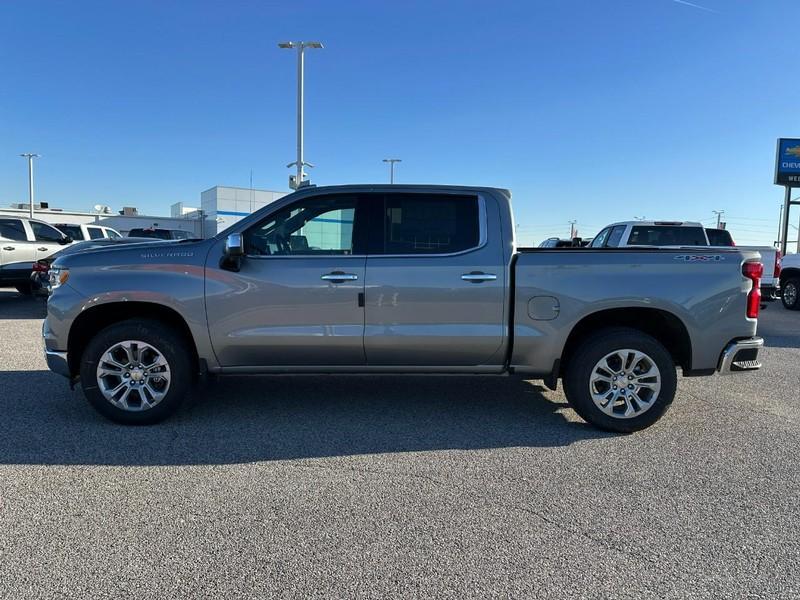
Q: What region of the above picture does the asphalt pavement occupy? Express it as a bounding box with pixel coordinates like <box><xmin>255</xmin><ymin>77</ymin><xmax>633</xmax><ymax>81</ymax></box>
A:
<box><xmin>0</xmin><ymin>289</ymin><xmax>798</xmax><ymax>599</ymax></box>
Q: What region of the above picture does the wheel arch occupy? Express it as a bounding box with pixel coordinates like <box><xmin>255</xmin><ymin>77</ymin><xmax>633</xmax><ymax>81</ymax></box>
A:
<box><xmin>67</xmin><ymin>302</ymin><xmax>200</xmax><ymax>377</ymax></box>
<box><xmin>560</xmin><ymin>307</ymin><xmax>692</xmax><ymax>374</ymax></box>
<box><xmin>779</xmin><ymin>267</ymin><xmax>800</xmax><ymax>288</ymax></box>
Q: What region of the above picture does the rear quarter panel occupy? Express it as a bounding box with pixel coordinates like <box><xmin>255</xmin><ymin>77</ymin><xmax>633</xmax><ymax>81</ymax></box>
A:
<box><xmin>511</xmin><ymin>248</ymin><xmax>759</xmax><ymax>373</ymax></box>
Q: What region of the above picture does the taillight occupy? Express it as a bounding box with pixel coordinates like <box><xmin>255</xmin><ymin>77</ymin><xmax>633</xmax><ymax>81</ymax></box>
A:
<box><xmin>31</xmin><ymin>261</ymin><xmax>49</xmax><ymax>273</ymax></box>
<box><xmin>743</xmin><ymin>261</ymin><xmax>763</xmax><ymax>319</ymax></box>
<box><xmin>774</xmin><ymin>250</ymin><xmax>782</xmax><ymax>279</ymax></box>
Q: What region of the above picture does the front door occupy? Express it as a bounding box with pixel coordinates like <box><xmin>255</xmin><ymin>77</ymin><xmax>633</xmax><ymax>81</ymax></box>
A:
<box><xmin>364</xmin><ymin>192</ymin><xmax>507</xmax><ymax>367</ymax></box>
<box><xmin>206</xmin><ymin>193</ymin><xmax>367</xmax><ymax>367</ymax></box>
<box><xmin>30</xmin><ymin>221</ymin><xmax>70</xmax><ymax>262</ymax></box>
<box><xmin>0</xmin><ymin>218</ymin><xmax>36</xmax><ymax>282</ymax></box>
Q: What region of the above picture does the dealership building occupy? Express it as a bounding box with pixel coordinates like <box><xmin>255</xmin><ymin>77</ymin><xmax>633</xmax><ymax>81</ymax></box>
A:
<box><xmin>0</xmin><ymin>185</ymin><xmax>287</xmax><ymax>239</ymax></box>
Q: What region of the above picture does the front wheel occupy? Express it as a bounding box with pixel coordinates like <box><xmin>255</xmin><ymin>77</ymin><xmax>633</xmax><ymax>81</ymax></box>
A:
<box><xmin>781</xmin><ymin>278</ymin><xmax>800</xmax><ymax>310</ymax></box>
<box><xmin>563</xmin><ymin>327</ymin><xmax>677</xmax><ymax>433</ymax></box>
<box><xmin>80</xmin><ymin>319</ymin><xmax>192</xmax><ymax>424</ymax></box>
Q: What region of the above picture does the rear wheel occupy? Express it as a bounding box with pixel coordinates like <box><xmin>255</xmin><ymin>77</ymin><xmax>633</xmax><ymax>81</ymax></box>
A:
<box><xmin>781</xmin><ymin>278</ymin><xmax>800</xmax><ymax>310</ymax></box>
<box><xmin>80</xmin><ymin>319</ymin><xmax>191</xmax><ymax>424</ymax></box>
<box><xmin>563</xmin><ymin>327</ymin><xmax>677</xmax><ymax>433</ymax></box>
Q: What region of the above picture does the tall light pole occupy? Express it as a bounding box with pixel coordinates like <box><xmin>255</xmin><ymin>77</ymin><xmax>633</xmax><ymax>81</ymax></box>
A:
<box><xmin>20</xmin><ymin>153</ymin><xmax>40</xmax><ymax>219</ymax></box>
<box><xmin>568</xmin><ymin>220</ymin><xmax>577</xmax><ymax>238</ymax></box>
<box><xmin>278</xmin><ymin>41</ymin><xmax>323</xmax><ymax>190</ymax></box>
<box><xmin>713</xmin><ymin>209</ymin><xmax>725</xmax><ymax>228</ymax></box>
<box><xmin>382</xmin><ymin>158</ymin><xmax>401</xmax><ymax>184</ymax></box>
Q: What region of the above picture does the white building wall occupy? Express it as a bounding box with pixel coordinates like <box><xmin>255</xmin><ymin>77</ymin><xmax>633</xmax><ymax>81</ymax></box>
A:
<box><xmin>202</xmin><ymin>186</ymin><xmax>287</xmax><ymax>236</ymax></box>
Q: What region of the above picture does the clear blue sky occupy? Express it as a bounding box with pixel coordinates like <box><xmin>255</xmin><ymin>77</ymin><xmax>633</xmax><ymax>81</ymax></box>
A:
<box><xmin>1</xmin><ymin>0</ymin><xmax>796</xmax><ymax>245</ymax></box>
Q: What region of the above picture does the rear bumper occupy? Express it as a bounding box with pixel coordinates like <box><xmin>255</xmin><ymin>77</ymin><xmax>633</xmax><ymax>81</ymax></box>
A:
<box><xmin>718</xmin><ymin>337</ymin><xmax>763</xmax><ymax>374</ymax></box>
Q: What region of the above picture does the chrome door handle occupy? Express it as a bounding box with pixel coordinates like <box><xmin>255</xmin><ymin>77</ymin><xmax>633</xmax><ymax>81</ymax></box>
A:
<box><xmin>2</xmin><ymin>246</ymin><xmax>14</xmax><ymax>251</ymax></box>
<box><xmin>38</xmin><ymin>247</ymin><xmax>48</xmax><ymax>251</ymax></box>
<box><xmin>321</xmin><ymin>272</ymin><xmax>359</xmax><ymax>282</ymax></box>
<box><xmin>461</xmin><ymin>272</ymin><xmax>497</xmax><ymax>283</ymax></box>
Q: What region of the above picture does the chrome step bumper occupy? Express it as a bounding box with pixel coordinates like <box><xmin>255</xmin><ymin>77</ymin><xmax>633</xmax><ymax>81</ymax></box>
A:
<box><xmin>718</xmin><ymin>337</ymin><xmax>763</xmax><ymax>375</ymax></box>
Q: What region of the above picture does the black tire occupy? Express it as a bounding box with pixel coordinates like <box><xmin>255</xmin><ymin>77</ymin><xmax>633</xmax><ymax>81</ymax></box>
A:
<box><xmin>79</xmin><ymin>319</ymin><xmax>192</xmax><ymax>425</ymax></box>
<box><xmin>15</xmin><ymin>283</ymin><xmax>33</xmax><ymax>296</ymax></box>
<box><xmin>781</xmin><ymin>278</ymin><xmax>800</xmax><ymax>310</ymax></box>
<box><xmin>563</xmin><ymin>327</ymin><xmax>677</xmax><ymax>433</ymax></box>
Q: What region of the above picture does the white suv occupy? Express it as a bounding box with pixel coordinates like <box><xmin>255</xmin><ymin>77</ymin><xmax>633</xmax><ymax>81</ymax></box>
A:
<box><xmin>53</xmin><ymin>223</ymin><xmax>122</xmax><ymax>242</ymax></box>
<box><xmin>0</xmin><ymin>217</ymin><xmax>72</xmax><ymax>294</ymax></box>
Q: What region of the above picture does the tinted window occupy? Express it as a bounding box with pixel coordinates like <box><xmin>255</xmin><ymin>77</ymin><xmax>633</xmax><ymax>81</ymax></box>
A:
<box><xmin>245</xmin><ymin>195</ymin><xmax>357</xmax><ymax>256</ymax></box>
<box><xmin>383</xmin><ymin>194</ymin><xmax>479</xmax><ymax>254</ymax></box>
<box><xmin>590</xmin><ymin>228</ymin><xmax>611</xmax><ymax>248</ymax></box>
<box><xmin>55</xmin><ymin>224</ymin><xmax>85</xmax><ymax>240</ymax></box>
<box><xmin>606</xmin><ymin>225</ymin><xmax>627</xmax><ymax>247</ymax></box>
<box><xmin>628</xmin><ymin>226</ymin><xmax>707</xmax><ymax>246</ymax></box>
<box><xmin>31</xmin><ymin>221</ymin><xmax>65</xmax><ymax>242</ymax></box>
<box><xmin>705</xmin><ymin>228</ymin><xmax>734</xmax><ymax>246</ymax></box>
<box><xmin>87</xmin><ymin>227</ymin><xmax>105</xmax><ymax>240</ymax></box>
<box><xmin>0</xmin><ymin>219</ymin><xmax>27</xmax><ymax>241</ymax></box>
<box><xmin>106</xmin><ymin>229</ymin><xmax>122</xmax><ymax>239</ymax></box>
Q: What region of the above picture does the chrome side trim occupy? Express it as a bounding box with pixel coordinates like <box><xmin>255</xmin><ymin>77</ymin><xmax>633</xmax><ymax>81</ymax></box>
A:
<box><xmin>718</xmin><ymin>337</ymin><xmax>763</xmax><ymax>375</ymax></box>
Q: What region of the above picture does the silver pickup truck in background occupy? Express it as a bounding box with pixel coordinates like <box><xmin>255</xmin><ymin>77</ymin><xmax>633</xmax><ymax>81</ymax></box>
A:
<box><xmin>42</xmin><ymin>185</ymin><xmax>764</xmax><ymax>432</ymax></box>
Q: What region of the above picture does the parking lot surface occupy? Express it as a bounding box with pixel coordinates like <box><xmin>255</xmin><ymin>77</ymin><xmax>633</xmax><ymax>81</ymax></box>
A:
<box><xmin>0</xmin><ymin>289</ymin><xmax>798</xmax><ymax>599</ymax></box>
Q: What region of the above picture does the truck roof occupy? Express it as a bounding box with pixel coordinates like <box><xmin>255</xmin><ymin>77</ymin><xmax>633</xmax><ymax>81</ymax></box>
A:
<box><xmin>604</xmin><ymin>221</ymin><xmax>704</xmax><ymax>228</ymax></box>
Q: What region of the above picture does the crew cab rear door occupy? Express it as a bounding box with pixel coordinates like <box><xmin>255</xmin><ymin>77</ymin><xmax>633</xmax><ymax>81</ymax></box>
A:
<box><xmin>363</xmin><ymin>192</ymin><xmax>507</xmax><ymax>367</ymax></box>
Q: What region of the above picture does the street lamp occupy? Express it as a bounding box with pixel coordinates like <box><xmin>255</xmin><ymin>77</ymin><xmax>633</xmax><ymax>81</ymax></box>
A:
<box><xmin>20</xmin><ymin>153</ymin><xmax>40</xmax><ymax>219</ymax></box>
<box><xmin>278</xmin><ymin>41</ymin><xmax>323</xmax><ymax>190</ymax></box>
<box><xmin>382</xmin><ymin>158</ymin><xmax>401</xmax><ymax>184</ymax></box>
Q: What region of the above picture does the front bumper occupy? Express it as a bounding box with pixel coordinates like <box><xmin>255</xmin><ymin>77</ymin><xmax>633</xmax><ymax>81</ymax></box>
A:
<box><xmin>718</xmin><ymin>337</ymin><xmax>763</xmax><ymax>375</ymax></box>
<box><xmin>45</xmin><ymin>349</ymin><xmax>70</xmax><ymax>378</ymax></box>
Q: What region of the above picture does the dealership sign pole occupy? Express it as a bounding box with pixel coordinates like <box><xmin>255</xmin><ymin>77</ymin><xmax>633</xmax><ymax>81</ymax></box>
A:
<box><xmin>774</xmin><ymin>138</ymin><xmax>800</xmax><ymax>256</ymax></box>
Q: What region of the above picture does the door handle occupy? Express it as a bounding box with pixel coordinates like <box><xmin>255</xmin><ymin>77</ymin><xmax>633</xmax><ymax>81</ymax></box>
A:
<box><xmin>321</xmin><ymin>272</ymin><xmax>359</xmax><ymax>282</ymax></box>
<box><xmin>461</xmin><ymin>272</ymin><xmax>497</xmax><ymax>283</ymax></box>
<box><xmin>3</xmin><ymin>246</ymin><xmax>14</xmax><ymax>251</ymax></box>
<box><xmin>38</xmin><ymin>247</ymin><xmax>48</xmax><ymax>251</ymax></box>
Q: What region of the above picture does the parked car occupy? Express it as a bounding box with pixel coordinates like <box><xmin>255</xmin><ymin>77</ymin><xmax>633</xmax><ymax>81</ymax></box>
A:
<box><xmin>127</xmin><ymin>228</ymin><xmax>193</xmax><ymax>240</ymax></box>
<box><xmin>591</xmin><ymin>222</ymin><xmax>780</xmax><ymax>299</ymax></box>
<box><xmin>704</xmin><ymin>228</ymin><xmax>781</xmax><ymax>300</ymax></box>
<box><xmin>0</xmin><ymin>216</ymin><xmax>72</xmax><ymax>294</ymax></box>
<box><xmin>54</xmin><ymin>223</ymin><xmax>122</xmax><ymax>241</ymax></box>
<box><xmin>778</xmin><ymin>252</ymin><xmax>800</xmax><ymax>310</ymax></box>
<box><xmin>43</xmin><ymin>185</ymin><xmax>764</xmax><ymax>433</ymax></box>
<box><xmin>30</xmin><ymin>237</ymin><xmax>163</xmax><ymax>295</ymax></box>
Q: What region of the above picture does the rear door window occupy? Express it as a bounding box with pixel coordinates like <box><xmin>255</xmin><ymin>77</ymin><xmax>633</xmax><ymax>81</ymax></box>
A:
<box><xmin>0</xmin><ymin>219</ymin><xmax>28</xmax><ymax>241</ymax></box>
<box><xmin>56</xmin><ymin>224</ymin><xmax>85</xmax><ymax>240</ymax></box>
<box><xmin>705</xmin><ymin>228</ymin><xmax>734</xmax><ymax>246</ymax></box>
<box><xmin>628</xmin><ymin>226</ymin><xmax>708</xmax><ymax>246</ymax></box>
<box><xmin>87</xmin><ymin>226</ymin><xmax>105</xmax><ymax>240</ymax></box>
<box><xmin>380</xmin><ymin>194</ymin><xmax>479</xmax><ymax>255</ymax></box>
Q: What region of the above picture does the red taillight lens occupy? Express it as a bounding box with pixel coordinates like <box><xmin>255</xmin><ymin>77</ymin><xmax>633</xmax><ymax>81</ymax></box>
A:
<box><xmin>774</xmin><ymin>250</ymin><xmax>782</xmax><ymax>279</ymax></box>
<box><xmin>743</xmin><ymin>261</ymin><xmax>763</xmax><ymax>319</ymax></box>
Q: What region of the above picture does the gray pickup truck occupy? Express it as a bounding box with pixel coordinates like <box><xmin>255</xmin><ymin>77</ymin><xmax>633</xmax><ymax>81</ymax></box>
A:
<box><xmin>42</xmin><ymin>185</ymin><xmax>764</xmax><ymax>432</ymax></box>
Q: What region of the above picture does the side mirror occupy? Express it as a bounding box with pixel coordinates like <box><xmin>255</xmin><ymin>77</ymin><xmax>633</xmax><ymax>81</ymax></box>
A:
<box><xmin>225</xmin><ymin>233</ymin><xmax>244</xmax><ymax>256</ymax></box>
<box><xmin>60</xmin><ymin>236</ymin><xmax>73</xmax><ymax>245</ymax></box>
<box><xmin>221</xmin><ymin>233</ymin><xmax>244</xmax><ymax>271</ymax></box>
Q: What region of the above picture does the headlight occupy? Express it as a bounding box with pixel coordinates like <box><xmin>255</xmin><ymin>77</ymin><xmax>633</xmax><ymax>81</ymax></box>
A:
<box><xmin>49</xmin><ymin>267</ymin><xmax>70</xmax><ymax>289</ymax></box>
